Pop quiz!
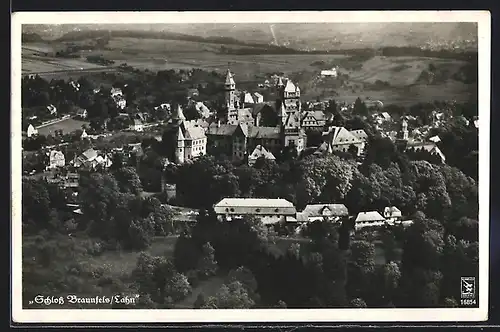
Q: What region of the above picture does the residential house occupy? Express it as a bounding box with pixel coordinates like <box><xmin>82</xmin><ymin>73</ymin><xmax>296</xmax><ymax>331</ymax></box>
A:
<box><xmin>46</xmin><ymin>104</ymin><xmax>57</xmax><ymax>116</ymax></box>
<box><xmin>383</xmin><ymin>206</ymin><xmax>402</xmax><ymax>222</ymax></box>
<box><xmin>80</xmin><ymin>129</ymin><xmax>89</xmax><ymax>140</ymax></box>
<box><xmin>355</xmin><ymin>211</ymin><xmax>386</xmax><ymax>229</ymax></box>
<box><xmin>94</xmin><ymin>154</ymin><xmax>113</xmax><ymax>168</ymax></box>
<box><xmin>248</xmin><ymin>145</ymin><xmax>276</xmax><ymax>166</ymax></box>
<box><xmin>428</xmin><ymin>135</ymin><xmax>441</xmax><ymax>143</ymax></box>
<box><xmin>187</xmin><ymin>88</ymin><xmax>199</xmax><ymax>99</ymax></box>
<box><xmin>69</xmin><ymin>81</ymin><xmax>80</xmax><ymax>91</ymax></box>
<box><xmin>320</xmin><ymin>67</ymin><xmax>338</xmax><ymax>77</ymax></box>
<box><xmin>154</xmin><ymin>103</ymin><xmax>171</xmax><ymax>112</ymax></box>
<box><xmin>27</xmin><ymin>124</ymin><xmax>38</xmax><ymax>138</ymax></box>
<box><xmin>46</xmin><ymin>150</ymin><xmax>65</xmax><ymax>169</ymax></box>
<box><xmin>253</xmin><ymin>92</ymin><xmax>264</xmax><ymax>103</ymax></box>
<box><xmin>242</xmin><ymin>92</ymin><xmax>256</xmax><ymax>105</ymax></box>
<box><xmin>214</xmin><ymin>198</ymin><xmax>297</xmax><ymax>224</ymax></box>
<box><xmin>194</xmin><ymin>101</ymin><xmax>211</xmax><ymax>118</ymax></box>
<box><xmin>406</xmin><ymin>141</ymin><xmax>446</xmax><ymax>164</ymax></box>
<box><xmin>301</xmin><ymin>110</ymin><xmax>327</xmax><ymax>130</ymax></box>
<box><xmin>76</xmin><ymin>108</ymin><xmax>88</xmax><ymax>119</ymax></box>
<box><xmin>299</xmin><ymin>203</ymin><xmax>349</xmax><ymax>223</ymax></box>
<box><xmin>130</xmin><ymin>119</ymin><xmax>144</xmax><ymax>132</ymax></box>
<box><xmin>110</xmin><ymin>87</ymin><xmax>123</xmax><ymax>98</ymax></box>
<box><xmin>73</xmin><ymin>148</ymin><xmax>98</xmax><ymax>168</ymax></box>
<box><xmin>319</xmin><ymin>126</ymin><xmax>367</xmax><ymax>156</ymax></box>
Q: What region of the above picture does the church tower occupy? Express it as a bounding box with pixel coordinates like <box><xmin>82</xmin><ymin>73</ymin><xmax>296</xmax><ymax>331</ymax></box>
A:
<box><xmin>276</xmin><ymin>77</ymin><xmax>305</xmax><ymax>155</ymax></box>
<box><xmin>224</xmin><ymin>69</ymin><xmax>238</xmax><ymax>124</ymax></box>
<box><xmin>400</xmin><ymin>117</ymin><xmax>409</xmax><ymax>141</ymax></box>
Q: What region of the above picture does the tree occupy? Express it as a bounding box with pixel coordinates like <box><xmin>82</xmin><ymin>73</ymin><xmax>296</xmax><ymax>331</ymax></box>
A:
<box><xmin>353</xmin><ymin>97</ymin><xmax>368</xmax><ymax>116</ymax></box>
<box><xmin>202</xmin><ymin>281</ymin><xmax>255</xmax><ymax>309</ymax></box>
<box><xmin>296</xmin><ymin>155</ymin><xmax>355</xmax><ymax>209</ymax></box>
<box><xmin>197</xmin><ymin>242</ymin><xmax>218</xmax><ymax>278</ymax></box>
<box><xmin>349</xmin><ymin>298</ymin><xmax>367</xmax><ymax>308</ymax></box>
<box><xmin>347</xmin><ymin>240</ymin><xmax>376</xmax><ymax>300</ymax></box>
<box><xmin>194</xmin><ymin>293</ymin><xmax>206</xmax><ymax>309</ymax></box>
<box><xmin>114</xmin><ymin>166</ymin><xmax>143</xmax><ymax>195</ymax></box>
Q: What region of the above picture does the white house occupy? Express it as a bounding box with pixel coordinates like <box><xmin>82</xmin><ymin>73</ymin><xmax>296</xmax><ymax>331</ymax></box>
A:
<box><xmin>248</xmin><ymin>145</ymin><xmax>275</xmax><ymax>167</ymax></box>
<box><xmin>76</xmin><ymin>108</ymin><xmax>88</xmax><ymax>119</ymax></box>
<box><xmin>253</xmin><ymin>92</ymin><xmax>264</xmax><ymax>103</ymax></box>
<box><xmin>47</xmin><ymin>150</ymin><xmax>66</xmax><ymax>169</ymax></box>
<box><xmin>46</xmin><ymin>104</ymin><xmax>57</xmax><ymax>116</ymax></box>
<box><xmin>355</xmin><ymin>211</ymin><xmax>386</xmax><ymax>229</ymax></box>
<box><xmin>80</xmin><ymin>129</ymin><xmax>89</xmax><ymax>140</ymax></box>
<box><xmin>321</xmin><ymin>67</ymin><xmax>338</xmax><ymax>78</ymax></box>
<box><xmin>130</xmin><ymin>119</ymin><xmax>144</xmax><ymax>132</ymax></box>
<box><xmin>214</xmin><ymin>198</ymin><xmax>296</xmax><ymax>224</ymax></box>
<box><xmin>27</xmin><ymin>124</ymin><xmax>38</xmax><ymax>138</ymax></box>
<box><xmin>299</xmin><ymin>204</ymin><xmax>349</xmax><ymax>223</ymax></box>
<box><xmin>383</xmin><ymin>206</ymin><xmax>402</xmax><ymax>222</ymax></box>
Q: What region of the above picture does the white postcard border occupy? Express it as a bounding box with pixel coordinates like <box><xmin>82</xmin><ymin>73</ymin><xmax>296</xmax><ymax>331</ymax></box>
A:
<box><xmin>11</xmin><ymin>10</ymin><xmax>491</xmax><ymax>323</ymax></box>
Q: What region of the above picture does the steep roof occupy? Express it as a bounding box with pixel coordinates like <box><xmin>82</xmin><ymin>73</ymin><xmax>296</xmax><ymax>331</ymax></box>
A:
<box><xmin>350</xmin><ymin>129</ymin><xmax>368</xmax><ymax>141</ymax></box>
<box><xmin>324</xmin><ymin>126</ymin><xmax>362</xmax><ymax>145</ymax></box>
<box><xmin>207</xmin><ymin>123</ymin><xmax>238</xmax><ymax>136</ymax></box>
<box><xmin>182</xmin><ymin>121</ymin><xmax>206</xmax><ymax>140</ymax></box>
<box><xmin>248</xmin><ymin>145</ymin><xmax>276</xmax><ymax>161</ymax></box>
<box><xmin>225</xmin><ymin>69</ymin><xmax>235</xmax><ymax>85</ymax></box>
<box><xmin>302</xmin><ymin>204</ymin><xmax>349</xmax><ymax>217</ymax></box>
<box><xmin>284</xmin><ymin>79</ymin><xmax>296</xmax><ymax>92</ymax></box>
<box><xmin>247</xmin><ymin>125</ymin><xmax>281</xmax><ymax>139</ymax></box>
<box><xmin>384</xmin><ymin>206</ymin><xmax>402</xmax><ymax>218</ymax></box>
<box><xmin>355</xmin><ymin>211</ymin><xmax>386</xmax><ymax>222</ymax></box>
<box><xmin>81</xmin><ymin>148</ymin><xmax>98</xmax><ymax>161</ymax></box>
<box><xmin>172</xmin><ymin>105</ymin><xmax>186</xmax><ymax>121</ymax></box>
<box><xmin>252</xmin><ymin>102</ymin><xmax>275</xmax><ymax>116</ymax></box>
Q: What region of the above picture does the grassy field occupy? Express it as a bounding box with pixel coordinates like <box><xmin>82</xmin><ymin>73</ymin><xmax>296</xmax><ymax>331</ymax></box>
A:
<box><xmin>36</xmin><ymin>118</ymin><xmax>90</xmax><ymax>136</ymax></box>
<box><xmin>22</xmin><ymin>38</ymin><xmax>477</xmax><ymax>106</ymax></box>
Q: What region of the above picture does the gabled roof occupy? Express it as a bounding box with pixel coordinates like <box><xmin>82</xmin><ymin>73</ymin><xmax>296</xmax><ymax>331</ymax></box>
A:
<box><xmin>252</xmin><ymin>102</ymin><xmax>275</xmax><ymax>116</ymax></box>
<box><xmin>182</xmin><ymin>121</ymin><xmax>206</xmax><ymax>140</ymax></box>
<box><xmin>284</xmin><ymin>79</ymin><xmax>296</xmax><ymax>92</ymax></box>
<box><xmin>248</xmin><ymin>145</ymin><xmax>276</xmax><ymax>161</ymax></box>
<box><xmin>324</xmin><ymin>126</ymin><xmax>362</xmax><ymax>145</ymax></box>
<box><xmin>355</xmin><ymin>211</ymin><xmax>386</xmax><ymax>222</ymax></box>
<box><xmin>384</xmin><ymin>206</ymin><xmax>402</xmax><ymax>218</ymax></box>
<box><xmin>81</xmin><ymin>148</ymin><xmax>98</xmax><ymax>161</ymax></box>
<box><xmin>247</xmin><ymin>126</ymin><xmax>281</xmax><ymax>139</ymax></box>
<box><xmin>302</xmin><ymin>204</ymin><xmax>349</xmax><ymax>217</ymax></box>
<box><xmin>214</xmin><ymin>198</ymin><xmax>296</xmax><ymax>215</ymax></box>
<box><xmin>350</xmin><ymin>129</ymin><xmax>368</xmax><ymax>141</ymax></box>
<box><xmin>207</xmin><ymin>123</ymin><xmax>238</xmax><ymax>136</ymax></box>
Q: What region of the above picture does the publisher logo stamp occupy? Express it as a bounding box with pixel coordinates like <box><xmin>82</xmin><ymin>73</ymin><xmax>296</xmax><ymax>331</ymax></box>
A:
<box><xmin>461</xmin><ymin>277</ymin><xmax>475</xmax><ymax>299</ymax></box>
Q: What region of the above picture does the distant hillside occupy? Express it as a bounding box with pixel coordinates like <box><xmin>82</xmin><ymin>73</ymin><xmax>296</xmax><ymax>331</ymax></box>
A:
<box><xmin>22</xmin><ymin>32</ymin><xmax>45</xmax><ymax>43</ymax></box>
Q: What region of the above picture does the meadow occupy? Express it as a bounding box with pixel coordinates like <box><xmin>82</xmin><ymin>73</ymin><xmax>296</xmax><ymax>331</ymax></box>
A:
<box><xmin>22</xmin><ymin>38</ymin><xmax>477</xmax><ymax>106</ymax></box>
<box><xmin>36</xmin><ymin>118</ymin><xmax>90</xmax><ymax>136</ymax></box>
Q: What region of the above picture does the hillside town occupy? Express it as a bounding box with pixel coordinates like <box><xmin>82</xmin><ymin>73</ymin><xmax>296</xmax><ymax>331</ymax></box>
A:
<box><xmin>21</xmin><ymin>43</ymin><xmax>479</xmax><ymax>309</ymax></box>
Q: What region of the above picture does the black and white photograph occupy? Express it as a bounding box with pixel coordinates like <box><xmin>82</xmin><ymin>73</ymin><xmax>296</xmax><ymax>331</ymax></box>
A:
<box><xmin>11</xmin><ymin>11</ymin><xmax>490</xmax><ymax>323</ymax></box>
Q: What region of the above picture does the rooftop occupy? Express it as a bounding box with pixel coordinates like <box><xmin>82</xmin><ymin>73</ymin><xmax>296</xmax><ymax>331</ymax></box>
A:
<box><xmin>355</xmin><ymin>211</ymin><xmax>386</xmax><ymax>222</ymax></box>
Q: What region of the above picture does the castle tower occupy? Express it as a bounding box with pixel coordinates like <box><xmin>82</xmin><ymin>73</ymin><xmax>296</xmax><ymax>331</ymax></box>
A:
<box><xmin>224</xmin><ymin>69</ymin><xmax>238</xmax><ymax>124</ymax></box>
<box><xmin>175</xmin><ymin>127</ymin><xmax>185</xmax><ymax>164</ymax></box>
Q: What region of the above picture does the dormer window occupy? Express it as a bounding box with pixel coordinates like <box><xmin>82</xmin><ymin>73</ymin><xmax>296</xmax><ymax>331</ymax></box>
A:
<box><xmin>274</xmin><ymin>208</ymin><xmax>279</xmax><ymax>213</ymax></box>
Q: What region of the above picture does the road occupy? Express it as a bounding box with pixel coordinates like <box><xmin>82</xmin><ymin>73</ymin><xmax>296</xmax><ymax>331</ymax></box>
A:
<box><xmin>24</xmin><ymin>66</ymin><xmax>120</xmax><ymax>79</ymax></box>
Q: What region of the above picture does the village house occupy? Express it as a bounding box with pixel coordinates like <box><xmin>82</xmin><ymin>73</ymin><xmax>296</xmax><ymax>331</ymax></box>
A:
<box><xmin>76</xmin><ymin>108</ymin><xmax>88</xmax><ymax>119</ymax></box>
<box><xmin>298</xmin><ymin>203</ymin><xmax>349</xmax><ymax>223</ymax></box>
<box><xmin>248</xmin><ymin>145</ymin><xmax>276</xmax><ymax>167</ymax></box>
<box><xmin>406</xmin><ymin>141</ymin><xmax>446</xmax><ymax>164</ymax></box>
<box><xmin>130</xmin><ymin>119</ymin><xmax>144</xmax><ymax>132</ymax></box>
<box><xmin>80</xmin><ymin>129</ymin><xmax>89</xmax><ymax>140</ymax></box>
<box><xmin>214</xmin><ymin>198</ymin><xmax>297</xmax><ymax>224</ymax></box>
<box><xmin>354</xmin><ymin>211</ymin><xmax>387</xmax><ymax>229</ymax></box>
<box><xmin>318</xmin><ymin>126</ymin><xmax>367</xmax><ymax>156</ymax></box>
<box><xmin>320</xmin><ymin>67</ymin><xmax>338</xmax><ymax>78</ymax></box>
<box><xmin>383</xmin><ymin>206</ymin><xmax>402</xmax><ymax>222</ymax></box>
<box><xmin>46</xmin><ymin>150</ymin><xmax>65</xmax><ymax>169</ymax></box>
<box><xmin>27</xmin><ymin>124</ymin><xmax>38</xmax><ymax>138</ymax></box>
<box><xmin>73</xmin><ymin>148</ymin><xmax>98</xmax><ymax>168</ymax></box>
<box><xmin>253</xmin><ymin>92</ymin><xmax>264</xmax><ymax>103</ymax></box>
<box><xmin>46</xmin><ymin>104</ymin><xmax>57</xmax><ymax>116</ymax></box>
<box><xmin>301</xmin><ymin>110</ymin><xmax>327</xmax><ymax>130</ymax></box>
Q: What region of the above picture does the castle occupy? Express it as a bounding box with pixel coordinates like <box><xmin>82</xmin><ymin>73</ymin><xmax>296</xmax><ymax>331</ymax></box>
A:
<box><xmin>206</xmin><ymin>69</ymin><xmax>306</xmax><ymax>162</ymax></box>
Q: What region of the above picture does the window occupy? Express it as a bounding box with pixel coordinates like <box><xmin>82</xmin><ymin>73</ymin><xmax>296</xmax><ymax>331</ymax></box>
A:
<box><xmin>256</xmin><ymin>208</ymin><xmax>261</xmax><ymax>212</ymax></box>
<box><xmin>274</xmin><ymin>208</ymin><xmax>279</xmax><ymax>213</ymax></box>
<box><xmin>230</xmin><ymin>208</ymin><xmax>235</xmax><ymax>212</ymax></box>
